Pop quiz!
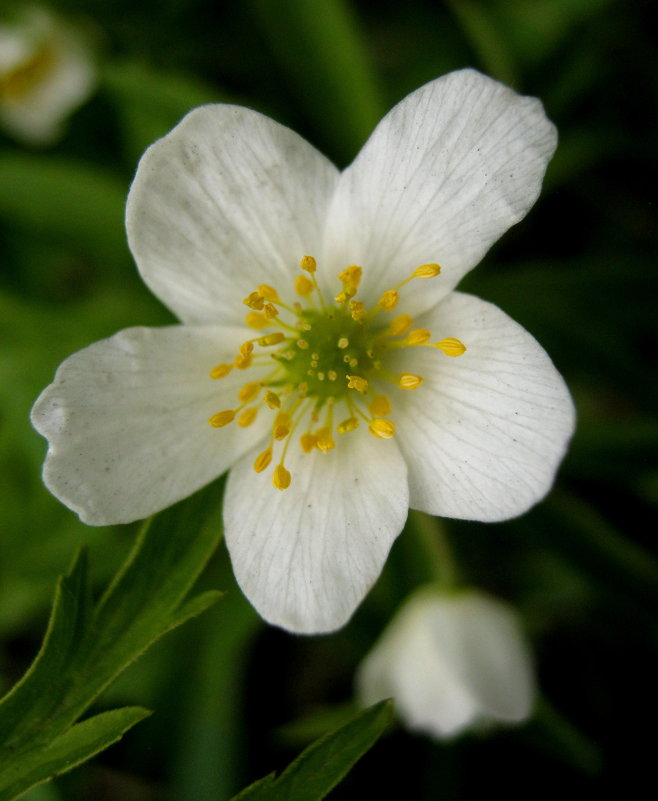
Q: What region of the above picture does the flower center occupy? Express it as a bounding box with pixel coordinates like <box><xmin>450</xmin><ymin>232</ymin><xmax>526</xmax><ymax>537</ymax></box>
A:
<box><xmin>0</xmin><ymin>42</ymin><xmax>56</xmax><ymax>103</ymax></box>
<box><xmin>208</xmin><ymin>256</ymin><xmax>466</xmax><ymax>490</ymax></box>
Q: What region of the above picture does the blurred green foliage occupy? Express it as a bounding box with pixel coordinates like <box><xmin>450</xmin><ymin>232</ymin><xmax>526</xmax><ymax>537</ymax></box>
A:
<box><xmin>1</xmin><ymin>0</ymin><xmax>656</xmax><ymax>799</ymax></box>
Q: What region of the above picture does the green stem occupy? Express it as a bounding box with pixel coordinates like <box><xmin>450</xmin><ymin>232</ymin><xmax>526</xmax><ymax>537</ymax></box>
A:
<box><xmin>407</xmin><ymin>510</ymin><xmax>461</xmax><ymax>589</ymax></box>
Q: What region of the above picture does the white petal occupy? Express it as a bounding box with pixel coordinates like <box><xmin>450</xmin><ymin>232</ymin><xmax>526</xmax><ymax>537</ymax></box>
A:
<box><xmin>392</xmin><ymin>292</ymin><xmax>575</xmax><ymax>521</ymax></box>
<box><xmin>356</xmin><ymin>589</ymin><xmax>533</xmax><ymax>739</ymax></box>
<box><xmin>321</xmin><ymin>69</ymin><xmax>557</xmax><ymax>313</ymax></box>
<box><xmin>126</xmin><ymin>105</ymin><xmax>339</xmax><ymax>325</ymax></box>
<box><xmin>223</xmin><ymin>428</ymin><xmax>409</xmax><ymax>634</ymax></box>
<box><xmin>31</xmin><ymin>325</ymin><xmax>270</xmax><ymax>525</ymax></box>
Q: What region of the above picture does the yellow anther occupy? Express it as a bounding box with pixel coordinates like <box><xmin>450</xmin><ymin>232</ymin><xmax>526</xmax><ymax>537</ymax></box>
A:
<box><xmin>210</xmin><ymin>363</ymin><xmax>233</xmax><ymax>379</ymax></box>
<box><xmin>235</xmin><ymin>352</ymin><xmax>253</xmax><ymax>370</ymax></box>
<box><xmin>316</xmin><ymin>426</ymin><xmax>335</xmax><ymax>453</ymax></box>
<box><xmin>273</xmin><ymin>464</ymin><xmax>291</xmax><ymax>490</ymax></box>
<box><xmin>245</xmin><ymin>312</ymin><xmax>269</xmax><ymax>330</ymax></box>
<box><xmin>265</xmin><ymin>391</ymin><xmax>281</xmax><ymax>409</ymax></box>
<box><xmin>208</xmin><ymin>410</ymin><xmax>235</xmax><ymax>428</ymax></box>
<box><xmin>263</xmin><ymin>302</ymin><xmax>279</xmax><ymax>319</ymax></box>
<box><xmin>295</xmin><ymin>274</ymin><xmax>314</xmax><ymax>296</ymax></box>
<box><xmin>258</xmin><ymin>332</ymin><xmax>285</xmax><ymax>346</ymax></box>
<box><xmin>243</xmin><ymin>291</ymin><xmax>264</xmax><ymax>310</ymax></box>
<box><xmin>434</xmin><ymin>337</ymin><xmax>467</xmax><ymax>357</ymax></box>
<box><xmin>369</xmin><ymin>418</ymin><xmax>395</xmax><ymax>439</ymax></box>
<box><xmin>413</xmin><ymin>263</ymin><xmax>441</xmax><ymax>279</ymax></box>
<box><xmin>254</xmin><ymin>447</ymin><xmax>272</xmax><ymax>473</ymax></box>
<box><xmin>258</xmin><ymin>284</ymin><xmax>278</xmax><ymax>300</ymax></box>
<box><xmin>297</xmin><ymin>339</ymin><xmax>309</xmax><ymax>349</ymax></box>
<box><xmin>398</xmin><ymin>373</ymin><xmax>423</xmax><ymax>390</ymax></box>
<box><xmin>405</xmin><ymin>328</ymin><xmax>431</xmax><ymax>346</ymax></box>
<box><xmin>238</xmin><ymin>381</ymin><xmax>261</xmax><ymax>402</ymax></box>
<box><xmin>300</xmin><ymin>255</ymin><xmax>317</xmax><ymax>273</ymax></box>
<box><xmin>337</xmin><ymin>337</ymin><xmax>349</xmax><ymax>349</ymax></box>
<box><xmin>334</xmin><ymin>288</ymin><xmax>355</xmax><ymax>303</ymax></box>
<box><xmin>240</xmin><ymin>341</ymin><xmax>254</xmax><ymax>356</ymax></box>
<box><xmin>378</xmin><ymin>289</ymin><xmax>399</xmax><ymax>311</ymax></box>
<box><xmin>350</xmin><ymin>300</ymin><xmax>366</xmax><ymax>321</ymax></box>
<box><xmin>274</xmin><ymin>411</ymin><xmax>292</xmax><ymax>440</ymax></box>
<box><xmin>328</xmin><ymin>370</ymin><xmax>337</xmax><ymax>381</ymax></box>
<box><xmin>238</xmin><ymin>407</ymin><xmax>258</xmax><ymax>427</ymax></box>
<box><xmin>337</xmin><ymin>416</ymin><xmax>359</xmax><ymax>434</ymax></box>
<box><xmin>338</xmin><ymin>265</ymin><xmax>362</xmax><ymax>286</ymax></box>
<box><xmin>369</xmin><ymin>394</ymin><xmax>392</xmax><ymax>417</ymax></box>
<box><xmin>298</xmin><ymin>382</ymin><xmax>309</xmax><ymax>397</ymax></box>
<box><xmin>300</xmin><ymin>432</ymin><xmax>317</xmax><ymax>453</ymax></box>
<box><xmin>388</xmin><ymin>314</ymin><xmax>413</xmax><ymax>336</ymax></box>
<box><xmin>346</xmin><ymin>375</ymin><xmax>368</xmax><ymax>394</ymax></box>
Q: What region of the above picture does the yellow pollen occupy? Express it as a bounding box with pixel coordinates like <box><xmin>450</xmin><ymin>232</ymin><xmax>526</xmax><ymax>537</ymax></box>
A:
<box><xmin>240</xmin><ymin>342</ymin><xmax>254</xmax><ymax>356</ymax></box>
<box><xmin>254</xmin><ymin>447</ymin><xmax>273</xmax><ymax>473</ymax></box>
<box><xmin>378</xmin><ymin>289</ymin><xmax>399</xmax><ymax>311</ymax></box>
<box><xmin>238</xmin><ymin>381</ymin><xmax>261</xmax><ymax>402</ymax></box>
<box><xmin>263</xmin><ymin>302</ymin><xmax>279</xmax><ymax>319</ymax></box>
<box><xmin>316</xmin><ymin>426</ymin><xmax>335</xmax><ymax>453</ymax></box>
<box><xmin>210</xmin><ymin>363</ymin><xmax>233</xmax><ymax>379</ymax></box>
<box><xmin>369</xmin><ymin>418</ymin><xmax>395</xmax><ymax>439</ymax></box>
<box><xmin>274</xmin><ymin>411</ymin><xmax>292</xmax><ymax>439</ymax></box>
<box><xmin>295</xmin><ymin>274</ymin><xmax>314</xmax><ymax>296</ymax></box>
<box><xmin>388</xmin><ymin>314</ymin><xmax>413</xmax><ymax>336</ymax></box>
<box><xmin>235</xmin><ymin>352</ymin><xmax>253</xmax><ymax>370</ymax></box>
<box><xmin>265</xmin><ymin>391</ymin><xmax>281</xmax><ymax>409</ymax></box>
<box><xmin>349</xmin><ymin>300</ymin><xmax>366</xmax><ymax>321</ymax></box>
<box><xmin>273</xmin><ymin>464</ymin><xmax>291</xmax><ymax>490</ymax></box>
<box><xmin>208</xmin><ymin>410</ymin><xmax>235</xmax><ymax>428</ymax></box>
<box><xmin>338</xmin><ymin>265</ymin><xmax>362</xmax><ymax>286</ymax></box>
<box><xmin>258</xmin><ymin>332</ymin><xmax>285</xmax><ymax>346</ymax></box>
<box><xmin>243</xmin><ymin>291</ymin><xmax>264</xmax><ymax>310</ymax></box>
<box><xmin>346</xmin><ymin>375</ymin><xmax>368</xmax><ymax>394</ymax></box>
<box><xmin>413</xmin><ymin>263</ymin><xmax>441</xmax><ymax>279</ymax></box>
<box><xmin>238</xmin><ymin>407</ymin><xmax>258</xmax><ymax>427</ymax></box>
<box><xmin>258</xmin><ymin>284</ymin><xmax>278</xmax><ymax>300</ymax></box>
<box><xmin>300</xmin><ymin>432</ymin><xmax>317</xmax><ymax>453</ymax></box>
<box><xmin>337</xmin><ymin>416</ymin><xmax>359</xmax><ymax>434</ymax></box>
<box><xmin>405</xmin><ymin>328</ymin><xmax>431</xmax><ymax>346</ymax></box>
<box><xmin>434</xmin><ymin>337</ymin><xmax>467</xmax><ymax>357</ymax></box>
<box><xmin>300</xmin><ymin>255</ymin><xmax>317</xmax><ymax>273</ymax></box>
<box><xmin>245</xmin><ymin>311</ymin><xmax>269</xmax><ymax>330</ymax></box>
<box><xmin>398</xmin><ymin>373</ymin><xmax>423</xmax><ymax>390</ymax></box>
<box><xmin>334</xmin><ymin>289</ymin><xmax>355</xmax><ymax>304</ymax></box>
<box><xmin>369</xmin><ymin>394</ymin><xmax>392</xmax><ymax>416</ymax></box>
<box><xmin>297</xmin><ymin>339</ymin><xmax>309</xmax><ymax>349</ymax></box>
<box><xmin>337</xmin><ymin>337</ymin><xmax>349</xmax><ymax>349</ymax></box>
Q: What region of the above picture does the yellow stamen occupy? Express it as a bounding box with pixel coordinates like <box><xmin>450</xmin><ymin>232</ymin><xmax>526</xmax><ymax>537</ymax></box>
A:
<box><xmin>258</xmin><ymin>332</ymin><xmax>285</xmax><ymax>346</ymax></box>
<box><xmin>258</xmin><ymin>284</ymin><xmax>278</xmax><ymax>300</ymax></box>
<box><xmin>413</xmin><ymin>263</ymin><xmax>441</xmax><ymax>279</ymax></box>
<box><xmin>208</xmin><ymin>410</ymin><xmax>235</xmax><ymax>428</ymax></box>
<box><xmin>337</xmin><ymin>416</ymin><xmax>359</xmax><ymax>434</ymax></box>
<box><xmin>238</xmin><ymin>381</ymin><xmax>262</xmax><ymax>402</ymax></box>
<box><xmin>235</xmin><ymin>352</ymin><xmax>253</xmax><ymax>370</ymax></box>
<box><xmin>346</xmin><ymin>375</ymin><xmax>368</xmax><ymax>394</ymax></box>
<box><xmin>273</xmin><ymin>464</ymin><xmax>291</xmax><ymax>490</ymax></box>
<box><xmin>254</xmin><ymin>447</ymin><xmax>273</xmax><ymax>473</ymax></box>
<box><xmin>295</xmin><ymin>274</ymin><xmax>314</xmax><ymax>296</ymax></box>
<box><xmin>378</xmin><ymin>289</ymin><xmax>399</xmax><ymax>311</ymax></box>
<box><xmin>369</xmin><ymin>418</ymin><xmax>395</xmax><ymax>439</ymax></box>
<box><xmin>245</xmin><ymin>312</ymin><xmax>269</xmax><ymax>330</ymax></box>
<box><xmin>210</xmin><ymin>363</ymin><xmax>233</xmax><ymax>379</ymax></box>
<box><xmin>263</xmin><ymin>302</ymin><xmax>279</xmax><ymax>319</ymax></box>
<box><xmin>338</xmin><ymin>265</ymin><xmax>362</xmax><ymax>286</ymax></box>
<box><xmin>238</xmin><ymin>407</ymin><xmax>258</xmax><ymax>427</ymax></box>
<box><xmin>316</xmin><ymin>426</ymin><xmax>335</xmax><ymax>453</ymax></box>
<box><xmin>388</xmin><ymin>314</ymin><xmax>413</xmax><ymax>336</ymax></box>
<box><xmin>243</xmin><ymin>291</ymin><xmax>264</xmax><ymax>310</ymax></box>
<box><xmin>300</xmin><ymin>255</ymin><xmax>317</xmax><ymax>273</ymax></box>
<box><xmin>398</xmin><ymin>373</ymin><xmax>423</xmax><ymax>390</ymax></box>
<box><xmin>274</xmin><ymin>410</ymin><xmax>292</xmax><ymax>440</ymax></box>
<box><xmin>265</xmin><ymin>391</ymin><xmax>281</xmax><ymax>409</ymax></box>
<box><xmin>300</xmin><ymin>432</ymin><xmax>317</xmax><ymax>453</ymax></box>
<box><xmin>240</xmin><ymin>342</ymin><xmax>254</xmax><ymax>356</ymax></box>
<box><xmin>405</xmin><ymin>328</ymin><xmax>431</xmax><ymax>346</ymax></box>
<box><xmin>434</xmin><ymin>337</ymin><xmax>467</xmax><ymax>357</ymax></box>
<box><xmin>349</xmin><ymin>300</ymin><xmax>366</xmax><ymax>321</ymax></box>
<box><xmin>369</xmin><ymin>394</ymin><xmax>392</xmax><ymax>416</ymax></box>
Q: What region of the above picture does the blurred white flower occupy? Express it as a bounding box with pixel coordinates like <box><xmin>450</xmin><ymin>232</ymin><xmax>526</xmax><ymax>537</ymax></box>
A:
<box><xmin>356</xmin><ymin>588</ymin><xmax>535</xmax><ymax>739</ymax></box>
<box><xmin>32</xmin><ymin>69</ymin><xmax>574</xmax><ymax>634</ymax></box>
<box><xmin>0</xmin><ymin>5</ymin><xmax>95</xmax><ymax>145</ymax></box>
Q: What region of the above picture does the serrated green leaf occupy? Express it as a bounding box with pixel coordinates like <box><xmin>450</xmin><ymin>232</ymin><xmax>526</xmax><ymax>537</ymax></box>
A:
<box><xmin>0</xmin><ymin>707</ymin><xmax>150</xmax><ymax>801</ymax></box>
<box><xmin>231</xmin><ymin>701</ymin><xmax>393</xmax><ymax>801</ymax></box>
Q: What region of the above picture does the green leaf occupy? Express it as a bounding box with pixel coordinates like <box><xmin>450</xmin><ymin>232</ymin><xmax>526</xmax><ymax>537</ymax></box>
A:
<box><xmin>231</xmin><ymin>700</ymin><xmax>393</xmax><ymax>801</ymax></box>
<box><xmin>0</xmin><ymin>478</ymin><xmax>225</xmax><ymax>800</ymax></box>
<box><xmin>0</xmin><ymin>708</ymin><xmax>150</xmax><ymax>801</ymax></box>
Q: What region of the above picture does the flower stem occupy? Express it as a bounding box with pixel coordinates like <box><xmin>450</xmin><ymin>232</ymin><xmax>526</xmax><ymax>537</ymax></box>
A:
<box><xmin>407</xmin><ymin>510</ymin><xmax>461</xmax><ymax>589</ymax></box>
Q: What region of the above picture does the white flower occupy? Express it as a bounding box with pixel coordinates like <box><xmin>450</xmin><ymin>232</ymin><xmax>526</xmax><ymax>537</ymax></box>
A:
<box><xmin>356</xmin><ymin>588</ymin><xmax>535</xmax><ymax>739</ymax></box>
<box><xmin>0</xmin><ymin>5</ymin><xmax>95</xmax><ymax>145</ymax></box>
<box><xmin>31</xmin><ymin>69</ymin><xmax>575</xmax><ymax>634</ymax></box>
